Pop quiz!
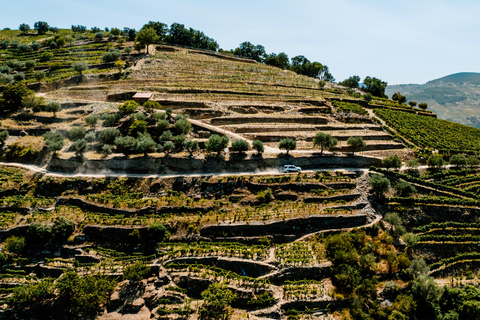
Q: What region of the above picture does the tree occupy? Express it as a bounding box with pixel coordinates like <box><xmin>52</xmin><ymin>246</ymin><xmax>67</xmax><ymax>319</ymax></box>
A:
<box><xmin>135</xmin><ymin>27</ymin><xmax>158</xmax><ymax>54</ymax></box>
<box><xmin>233</xmin><ymin>41</ymin><xmax>266</xmax><ymax>62</ymax></box>
<box><xmin>362</xmin><ymin>76</ymin><xmax>388</xmax><ymax>98</ymax></box>
<box><xmin>71</xmin><ymin>25</ymin><xmax>86</xmax><ymax>33</ymax></box>
<box><xmin>369</xmin><ymin>174</ymin><xmax>390</xmax><ymax>197</ymax></box>
<box><xmin>129</xmin><ymin>120</ymin><xmax>147</xmax><ymax>136</ymax></box>
<box><xmin>363</xmin><ymin>93</ymin><xmax>373</xmax><ymax>103</ymax></box>
<box><xmin>205</xmin><ymin>134</ymin><xmax>229</xmax><ymax>155</ymax></box>
<box><xmin>99</xmin><ymin>128</ymin><xmax>120</xmax><ymax>144</ymax></box>
<box><xmin>84</xmin><ymin>114</ymin><xmax>100</xmax><ymax>126</ymax></box>
<box><xmin>231</xmin><ymin>139</ymin><xmax>249</xmax><ymax>153</ymax></box>
<box><xmin>395</xmin><ymin>181</ymin><xmax>417</xmax><ymax>196</ymax></box>
<box><xmin>392</xmin><ymin>92</ymin><xmax>407</xmax><ymax>104</ymax></box>
<box><xmin>162</xmin><ymin>141</ymin><xmax>175</xmax><ymax>154</ymax></box>
<box><xmin>174</xmin><ymin>118</ymin><xmax>192</xmax><ymax>135</ymax></box>
<box><xmin>183</xmin><ymin>139</ymin><xmax>199</xmax><ymax>156</ymax></box>
<box><xmin>102</xmin><ymin>48</ymin><xmax>121</xmax><ymax>62</ymax></box>
<box><xmin>45</xmin><ymin>102</ymin><xmax>60</xmax><ymax>117</ymax></box>
<box><xmin>279</xmin><ymin>138</ymin><xmax>296</xmax><ymax>155</ymax></box>
<box><xmin>19</xmin><ymin>23</ymin><xmax>30</xmax><ymax>34</ymax></box>
<box><xmin>73</xmin><ymin>61</ymin><xmax>88</xmax><ymax>75</ymax></box>
<box><xmin>382</xmin><ymin>154</ymin><xmax>402</xmax><ymax>170</ymax></box>
<box><xmin>110</xmin><ymin>28</ymin><xmax>121</xmax><ymax>38</ymax></box>
<box><xmin>142</xmin><ymin>21</ymin><xmax>168</xmax><ymax>40</ymax></box>
<box><xmin>113</xmin><ymin>60</ymin><xmax>124</xmax><ymax>73</ymax></box>
<box><xmin>148</xmin><ymin>222</ymin><xmax>170</xmax><ymax>241</ymax></box>
<box><xmin>313</xmin><ymin>132</ymin><xmax>338</xmax><ymax>154</ymax></box>
<box><xmin>118</xmin><ymin>100</ymin><xmax>138</xmax><ymax>115</ymax></box>
<box><xmin>34</xmin><ymin>21</ymin><xmax>49</xmax><ymax>35</ymax></box>
<box><xmin>252</xmin><ymin>140</ymin><xmax>264</xmax><ymax>154</ymax></box>
<box><xmin>2</xmin><ymin>81</ymin><xmax>34</xmax><ymax>111</ymax></box>
<box><xmin>450</xmin><ymin>154</ymin><xmax>467</xmax><ymax>168</ymax></box>
<box><xmin>339</xmin><ymin>75</ymin><xmax>361</xmax><ymax>88</ymax></box>
<box><xmin>264</xmin><ymin>52</ymin><xmax>290</xmax><ymax>69</ymax></box>
<box><xmin>70</xmin><ymin>139</ymin><xmax>87</xmax><ymax>157</ymax></box>
<box><xmin>427</xmin><ymin>155</ymin><xmax>444</xmax><ymax>171</ymax></box>
<box><xmin>114</xmin><ymin>135</ymin><xmax>136</xmax><ymax>154</ymax></box>
<box><xmin>135</xmin><ymin>132</ymin><xmax>156</xmax><ymax>156</ymax></box>
<box><xmin>123</xmin><ymin>261</ymin><xmax>151</xmax><ymax>282</ymax></box>
<box><xmin>347</xmin><ymin>136</ymin><xmax>366</xmax><ymax>155</ymax></box>
<box><xmin>43</xmin><ymin>131</ymin><xmax>65</xmax><ymax>155</ymax></box>
<box><xmin>418</xmin><ymin>103</ymin><xmax>428</xmax><ymax>110</ymax></box>
<box><xmin>201</xmin><ymin>283</ymin><xmax>236</xmax><ymax>320</ymax></box>
<box><xmin>0</xmin><ymin>130</ymin><xmax>9</xmax><ymax>145</ymax></box>
<box><xmin>408</xmin><ymin>101</ymin><xmax>417</xmax><ymax>108</ymax></box>
<box><xmin>467</xmin><ymin>156</ymin><xmax>480</xmax><ymax>166</ymax></box>
<box><xmin>143</xmin><ymin>100</ymin><xmax>160</xmax><ymax>114</ymax></box>
<box><xmin>34</xmin><ymin>71</ymin><xmax>46</xmax><ymax>82</ymax></box>
<box><xmin>69</xmin><ymin>126</ymin><xmax>86</xmax><ymax>141</ymax></box>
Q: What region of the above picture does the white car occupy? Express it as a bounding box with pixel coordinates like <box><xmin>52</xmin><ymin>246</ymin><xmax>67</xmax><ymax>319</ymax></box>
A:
<box><xmin>283</xmin><ymin>165</ymin><xmax>302</xmax><ymax>173</ymax></box>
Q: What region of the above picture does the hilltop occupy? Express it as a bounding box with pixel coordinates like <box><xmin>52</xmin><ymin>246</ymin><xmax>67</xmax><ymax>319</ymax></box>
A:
<box><xmin>386</xmin><ymin>72</ymin><xmax>480</xmax><ymax>128</ymax></box>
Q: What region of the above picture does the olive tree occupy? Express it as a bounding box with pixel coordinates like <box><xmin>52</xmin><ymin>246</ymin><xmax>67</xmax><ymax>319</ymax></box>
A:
<box><xmin>231</xmin><ymin>139</ymin><xmax>249</xmax><ymax>153</ymax></box>
<box><xmin>347</xmin><ymin>136</ymin><xmax>366</xmax><ymax>155</ymax></box>
<box><xmin>205</xmin><ymin>134</ymin><xmax>229</xmax><ymax>156</ymax></box>
<box><xmin>252</xmin><ymin>140</ymin><xmax>264</xmax><ymax>155</ymax></box>
<box><xmin>135</xmin><ymin>27</ymin><xmax>158</xmax><ymax>54</ymax></box>
<box><xmin>45</xmin><ymin>102</ymin><xmax>61</xmax><ymax>117</ymax></box>
<box><xmin>73</xmin><ymin>61</ymin><xmax>88</xmax><ymax>75</ymax></box>
<box><xmin>279</xmin><ymin>138</ymin><xmax>296</xmax><ymax>155</ymax></box>
<box><xmin>369</xmin><ymin>174</ymin><xmax>390</xmax><ymax>198</ymax></box>
<box><xmin>313</xmin><ymin>132</ymin><xmax>338</xmax><ymax>154</ymax></box>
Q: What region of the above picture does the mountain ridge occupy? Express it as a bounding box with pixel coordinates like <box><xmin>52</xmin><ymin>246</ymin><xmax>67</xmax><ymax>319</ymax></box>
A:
<box><xmin>386</xmin><ymin>72</ymin><xmax>480</xmax><ymax>128</ymax></box>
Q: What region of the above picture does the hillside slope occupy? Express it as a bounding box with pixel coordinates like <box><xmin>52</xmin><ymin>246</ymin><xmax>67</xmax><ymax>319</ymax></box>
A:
<box><xmin>386</xmin><ymin>72</ymin><xmax>480</xmax><ymax>128</ymax></box>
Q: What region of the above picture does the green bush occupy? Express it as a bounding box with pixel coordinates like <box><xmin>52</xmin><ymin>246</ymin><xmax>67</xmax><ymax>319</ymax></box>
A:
<box><xmin>129</xmin><ymin>120</ymin><xmax>148</xmax><ymax>136</ymax></box>
<box><xmin>231</xmin><ymin>139</ymin><xmax>249</xmax><ymax>153</ymax></box>
<box><xmin>382</xmin><ymin>154</ymin><xmax>402</xmax><ymax>170</ymax></box>
<box><xmin>85</xmin><ymin>114</ymin><xmax>100</xmax><ymax>126</ymax></box>
<box><xmin>256</xmin><ymin>188</ymin><xmax>273</xmax><ymax>203</ymax></box>
<box><xmin>69</xmin><ymin>126</ymin><xmax>86</xmax><ymax>141</ymax></box>
<box><xmin>279</xmin><ymin>138</ymin><xmax>296</xmax><ymax>154</ymax></box>
<box><xmin>52</xmin><ymin>217</ymin><xmax>75</xmax><ymax>241</ymax></box>
<box><xmin>252</xmin><ymin>140</ymin><xmax>264</xmax><ymax>154</ymax></box>
<box><xmin>394</xmin><ymin>180</ymin><xmax>417</xmax><ymax>196</ymax></box>
<box><xmin>149</xmin><ymin>222</ymin><xmax>170</xmax><ymax>241</ymax></box>
<box><xmin>115</xmin><ymin>135</ymin><xmax>137</xmax><ymax>154</ymax></box>
<box><xmin>123</xmin><ymin>261</ymin><xmax>152</xmax><ymax>281</ymax></box>
<box><xmin>118</xmin><ymin>100</ymin><xmax>138</xmax><ymax>115</ymax></box>
<box><xmin>102</xmin><ymin>48</ymin><xmax>121</xmax><ymax>62</ymax></box>
<box><xmin>70</xmin><ymin>139</ymin><xmax>88</xmax><ymax>157</ymax></box>
<box><xmin>206</xmin><ymin>134</ymin><xmax>229</xmax><ymax>154</ymax></box>
<box><xmin>5</xmin><ymin>236</ymin><xmax>26</xmax><ymax>254</ymax></box>
<box><xmin>369</xmin><ymin>174</ymin><xmax>390</xmax><ymax>197</ymax></box>
<box><xmin>174</xmin><ymin>118</ymin><xmax>192</xmax><ymax>135</ymax></box>
<box><xmin>99</xmin><ymin>128</ymin><xmax>120</xmax><ymax>144</ymax></box>
<box><xmin>102</xmin><ymin>113</ymin><xmax>122</xmax><ymax>127</ymax></box>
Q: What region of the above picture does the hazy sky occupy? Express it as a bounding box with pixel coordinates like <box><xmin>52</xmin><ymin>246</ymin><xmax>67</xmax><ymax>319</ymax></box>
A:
<box><xmin>3</xmin><ymin>0</ymin><xmax>480</xmax><ymax>85</ymax></box>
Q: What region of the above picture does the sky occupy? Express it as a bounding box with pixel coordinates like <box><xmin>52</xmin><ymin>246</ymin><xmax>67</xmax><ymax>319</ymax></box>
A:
<box><xmin>2</xmin><ymin>0</ymin><xmax>480</xmax><ymax>85</ymax></box>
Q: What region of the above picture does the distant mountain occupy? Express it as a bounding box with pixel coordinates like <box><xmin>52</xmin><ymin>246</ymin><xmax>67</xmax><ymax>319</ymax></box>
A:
<box><xmin>386</xmin><ymin>72</ymin><xmax>480</xmax><ymax>128</ymax></box>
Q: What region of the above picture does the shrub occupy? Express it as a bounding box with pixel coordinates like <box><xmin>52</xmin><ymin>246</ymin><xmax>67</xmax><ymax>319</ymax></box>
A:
<box><xmin>382</xmin><ymin>154</ymin><xmax>402</xmax><ymax>170</ymax></box>
<box><xmin>156</xmin><ymin>119</ymin><xmax>170</xmax><ymax>132</ymax></box>
<box><xmin>6</xmin><ymin>59</ymin><xmax>24</xmax><ymax>70</ymax></box>
<box><xmin>13</xmin><ymin>72</ymin><xmax>25</xmax><ymax>82</ymax></box>
<box><xmin>173</xmin><ymin>134</ymin><xmax>186</xmax><ymax>148</ymax></box>
<box><xmin>5</xmin><ymin>236</ymin><xmax>25</xmax><ymax>254</ymax></box>
<box><xmin>45</xmin><ymin>102</ymin><xmax>61</xmax><ymax>116</ymax></box>
<box><xmin>52</xmin><ymin>217</ymin><xmax>75</xmax><ymax>240</ymax></box>
<box><xmin>395</xmin><ymin>180</ymin><xmax>417</xmax><ymax>196</ymax></box>
<box><xmin>252</xmin><ymin>140</ymin><xmax>264</xmax><ymax>154</ymax></box>
<box><xmin>25</xmin><ymin>60</ymin><xmax>36</xmax><ymax>69</ymax></box>
<box><xmin>114</xmin><ymin>135</ymin><xmax>137</xmax><ymax>154</ymax></box>
<box><xmin>369</xmin><ymin>174</ymin><xmax>390</xmax><ymax>197</ymax></box>
<box><xmin>152</xmin><ymin>112</ymin><xmax>166</xmax><ymax>122</ymax></box>
<box><xmin>149</xmin><ymin>222</ymin><xmax>170</xmax><ymax>241</ymax></box>
<box><xmin>206</xmin><ymin>134</ymin><xmax>229</xmax><ymax>155</ymax></box>
<box><xmin>231</xmin><ymin>139</ymin><xmax>249</xmax><ymax>153</ymax></box>
<box><xmin>467</xmin><ymin>156</ymin><xmax>480</xmax><ymax>166</ymax></box>
<box><xmin>257</xmin><ymin>188</ymin><xmax>273</xmax><ymax>203</ymax></box>
<box><xmin>70</xmin><ymin>139</ymin><xmax>88</xmax><ymax>157</ymax></box>
<box><xmin>69</xmin><ymin>126</ymin><xmax>86</xmax><ymax>141</ymax></box>
<box><xmin>99</xmin><ymin>128</ymin><xmax>120</xmax><ymax>144</ymax></box>
<box><xmin>30</xmin><ymin>41</ymin><xmax>42</xmax><ymax>51</ymax></box>
<box><xmin>0</xmin><ymin>130</ymin><xmax>9</xmax><ymax>145</ymax></box>
<box><xmin>450</xmin><ymin>154</ymin><xmax>467</xmax><ymax>168</ymax></box>
<box><xmin>129</xmin><ymin>120</ymin><xmax>148</xmax><ymax>136</ymax></box>
<box><xmin>201</xmin><ymin>283</ymin><xmax>236</xmax><ymax>320</ymax></box>
<box><xmin>102</xmin><ymin>144</ymin><xmax>114</xmax><ymax>156</ymax></box>
<box><xmin>85</xmin><ymin>131</ymin><xmax>96</xmax><ymax>142</ymax></box>
<box><xmin>43</xmin><ymin>131</ymin><xmax>65</xmax><ymax>154</ymax></box>
<box><xmin>34</xmin><ymin>70</ymin><xmax>46</xmax><ymax>82</ymax></box>
<box><xmin>135</xmin><ymin>132</ymin><xmax>156</xmax><ymax>155</ymax></box>
<box><xmin>279</xmin><ymin>138</ymin><xmax>296</xmax><ymax>154</ymax></box>
<box><xmin>143</xmin><ymin>100</ymin><xmax>160</xmax><ymax>114</ymax></box>
<box><xmin>174</xmin><ymin>118</ymin><xmax>192</xmax><ymax>135</ymax></box>
<box><xmin>183</xmin><ymin>140</ymin><xmax>199</xmax><ymax>155</ymax></box>
<box><xmin>73</xmin><ymin>61</ymin><xmax>88</xmax><ymax>75</ymax></box>
<box><xmin>0</xmin><ymin>65</ymin><xmax>12</xmax><ymax>74</ymax></box>
<box><xmin>102</xmin><ymin>113</ymin><xmax>121</xmax><ymax>127</ymax></box>
<box><xmin>160</xmin><ymin>130</ymin><xmax>173</xmax><ymax>142</ymax></box>
<box><xmin>49</xmin><ymin>61</ymin><xmax>63</xmax><ymax>71</ymax></box>
<box><xmin>2</xmin><ymin>81</ymin><xmax>34</xmax><ymax>110</ymax></box>
<box><xmin>0</xmin><ymin>73</ymin><xmax>13</xmax><ymax>85</ymax></box>
<box><xmin>23</xmin><ymin>95</ymin><xmax>45</xmax><ymax>112</ymax></box>
<box><xmin>123</xmin><ymin>261</ymin><xmax>152</xmax><ymax>281</ymax></box>
<box><xmin>162</xmin><ymin>141</ymin><xmax>175</xmax><ymax>154</ymax></box>
<box><xmin>118</xmin><ymin>100</ymin><xmax>138</xmax><ymax>115</ymax></box>
<box><xmin>102</xmin><ymin>48</ymin><xmax>121</xmax><ymax>62</ymax></box>
<box><xmin>85</xmin><ymin>113</ymin><xmax>100</xmax><ymax>126</ymax></box>
<box><xmin>39</xmin><ymin>52</ymin><xmax>53</xmax><ymax>62</ymax></box>
<box><xmin>427</xmin><ymin>155</ymin><xmax>444</xmax><ymax>170</ymax></box>
<box><xmin>113</xmin><ymin>60</ymin><xmax>124</xmax><ymax>72</ymax></box>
